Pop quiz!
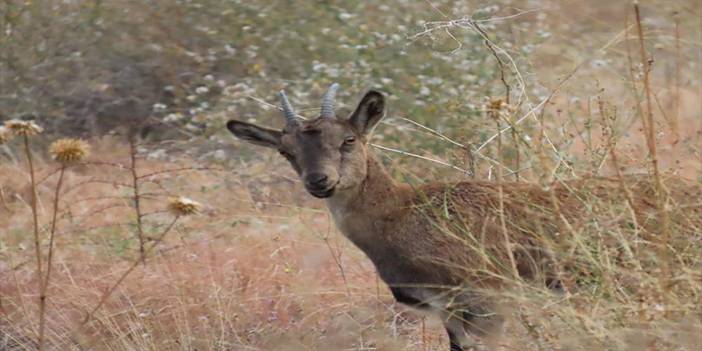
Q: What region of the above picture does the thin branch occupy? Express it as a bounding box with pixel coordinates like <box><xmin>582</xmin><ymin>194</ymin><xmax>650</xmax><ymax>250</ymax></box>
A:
<box><xmin>473</xmin><ymin>21</ymin><xmax>510</xmax><ymax>104</ymax></box>
<box><xmin>136</xmin><ymin>166</ymin><xmax>225</xmax><ymax>180</ymax></box>
<box><xmin>246</xmin><ymin>95</ymin><xmax>515</xmax><ymax>175</ymax></box>
<box><xmin>22</xmin><ymin>135</ymin><xmax>43</xmax><ymax>282</ymax></box>
<box><xmin>371</xmin><ymin>143</ymin><xmax>471</xmax><ymax>175</ymax></box>
<box><xmin>61</xmin><ymin>179</ymin><xmax>134</xmax><ymax>195</ymax></box>
<box><xmin>129</xmin><ymin>138</ymin><xmax>146</xmax><ymax>262</ymax></box>
<box><xmin>77</xmin><ymin>216</ymin><xmax>179</xmax><ymax>329</ymax></box>
<box><xmin>38</xmin><ymin>164</ymin><xmax>66</xmax><ymax>348</ymax></box>
<box><xmin>475</xmin><ymin>62</ymin><xmax>584</xmax><ymax>154</ymax></box>
<box><xmin>387</xmin><ymin>117</ymin><xmax>465</xmax><ymax>148</ymax></box>
<box><xmin>246</xmin><ymin>95</ymin><xmax>308</xmax><ymax>119</ymax></box>
<box><xmin>633</xmin><ymin>2</ymin><xmax>671</xmax><ymax>291</ymax></box>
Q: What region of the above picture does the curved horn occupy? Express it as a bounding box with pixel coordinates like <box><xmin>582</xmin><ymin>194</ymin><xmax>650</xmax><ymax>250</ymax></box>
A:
<box><xmin>278</xmin><ymin>90</ymin><xmax>298</xmax><ymax>127</ymax></box>
<box><xmin>320</xmin><ymin>83</ymin><xmax>339</xmax><ymax>118</ymax></box>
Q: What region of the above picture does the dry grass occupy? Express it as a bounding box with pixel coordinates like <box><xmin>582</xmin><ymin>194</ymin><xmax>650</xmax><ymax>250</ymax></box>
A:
<box><xmin>0</xmin><ymin>121</ymin><xmax>700</xmax><ymax>350</ymax></box>
<box><xmin>1</xmin><ymin>1</ymin><xmax>701</xmax><ymax>350</ymax></box>
<box><xmin>2</xmin><ymin>98</ymin><xmax>701</xmax><ymax>351</ymax></box>
<box><xmin>0</xmin><ymin>137</ymin><xmax>439</xmax><ymax>350</ymax></box>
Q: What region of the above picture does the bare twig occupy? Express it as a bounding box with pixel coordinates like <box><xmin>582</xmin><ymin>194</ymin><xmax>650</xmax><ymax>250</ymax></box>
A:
<box><xmin>246</xmin><ymin>95</ymin><xmax>308</xmax><ymax>119</ymax></box>
<box><xmin>473</xmin><ymin>21</ymin><xmax>510</xmax><ymax>104</ymax></box>
<box><xmin>387</xmin><ymin>117</ymin><xmax>464</xmax><ymax>148</ymax></box>
<box><xmin>322</xmin><ymin>232</ymin><xmax>352</xmax><ymax>298</ymax></box>
<box><xmin>23</xmin><ymin>135</ymin><xmax>43</xmax><ymax>282</ymax></box>
<box><xmin>489</xmin><ymin>104</ymin><xmax>519</xmax><ymax>280</ymax></box>
<box><xmin>673</xmin><ymin>11</ymin><xmax>681</xmax><ymax>146</ymax></box>
<box><xmin>633</xmin><ymin>2</ymin><xmax>671</xmax><ymax>290</ymax></box>
<box><xmin>61</xmin><ymin>179</ymin><xmax>133</xmax><ymax>195</ymax></box>
<box><xmin>136</xmin><ymin>166</ymin><xmax>225</xmax><ymax>180</ymax></box>
<box><xmin>37</xmin><ymin>164</ymin><xmax>66</xmax><ymax>349</ymax></box>
<box><xmin>129</xmin><ymin>138</ymin><xmax>146</xmax><ymax>263</ymax></box>
<box><xmin>0</xmin><ymin>184</ymin><xmax>11</xmax><ymax>211</ymax></box>
<box><xmin>77</xmin><ymin>216</ymin><xmax>179</xmax><ymax>329</ymax></box>
<box><xmin>20</xmin><ymin>134</ymin><xmax>45</xmax><ymax>349</ymax></box>
<box><xmin>246</xmin><ymin>93</ymin><xmax>515</xmax><ymax>176</ymax></box>
<box><xmin>371</xmin><ymin>143</ymin><xmax>471</xmax><ymax>175</ymax></box>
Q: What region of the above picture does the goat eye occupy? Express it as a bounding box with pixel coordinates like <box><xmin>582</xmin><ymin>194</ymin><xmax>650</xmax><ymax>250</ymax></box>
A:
<box><xmin>343</xmin><ymin>136</ymin><xmax>356</xmax><ymax>145</ymax></box>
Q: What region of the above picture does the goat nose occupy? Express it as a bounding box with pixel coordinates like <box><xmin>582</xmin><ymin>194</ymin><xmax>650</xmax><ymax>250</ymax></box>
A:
<box><xmin>305</xmin><ymin>173</ymin><xmax>329</xmax><ymax>188</ymax></box>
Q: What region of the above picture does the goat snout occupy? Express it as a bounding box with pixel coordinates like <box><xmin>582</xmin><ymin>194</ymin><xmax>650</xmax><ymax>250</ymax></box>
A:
<box><xmin>305</xmin><ymin>172</ymin><xmax>330</xmax><ymax>190</ymax></box>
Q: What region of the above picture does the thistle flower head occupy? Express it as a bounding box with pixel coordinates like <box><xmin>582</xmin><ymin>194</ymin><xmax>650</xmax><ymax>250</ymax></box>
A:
<box><xmin>485</xmin><ymin>97</ymin><xmax>515</xmax><ymax>120</ymax></box>
<box><xmin>487</xmin><ymin>97</ymin><xmax>506</xmax><ymax>112</ymax></box>
<box><xmin>4</xmin><ymin>119</ymin><xmax>43</xmax><ymax>136</ymax></box>
<box><xmin>167</xmin><ymin>196</ymin><xmax>201</xmax><ymax>216</ymax></box>
<box><xmin>490</xmin><ymin>98</ymin><xmax>505</xmax><ymax>111</ymax></box>
<box><xmin>0</xmin><ymin>126</ymin><xmax>12</xmax><ymax>144</ymax></box>
<box><xmin>49</xmin><ymin>138</ymin><xmax>90</xmax><ymax>164</ymax></box>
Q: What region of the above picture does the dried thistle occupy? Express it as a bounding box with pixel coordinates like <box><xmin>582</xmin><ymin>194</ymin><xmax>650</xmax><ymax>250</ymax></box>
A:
<box><xmin>49</xmin><ymin>138</ymin><xmax>90</xmax><ymax>164</ymax></box>
<box><xmin>0</xmin><ymin>126</ymin><xmax>12</xmax><ymax>144</ymax></box>
<box><xmin>167</xmin><ymin>196</ymin><xmax>201</xmax><ymax>216</ymax></box>
<box><xmin>486</xmin><ymin>98</ymin><xmax>503</xmax><ymax>119</ymax></box>
<box><xmin>488</xmin><ymin>97</ymin><xmax>506</xmax><ymax>113</ymax></box>
<box><xmin>485</xmin><ymin>97</ymin><xmax>515</xmax><ymax>121</ymax></box>
<box><xmin>4</xmin><ymin>119</ymin><xmax>43</xmax><ymax>136</ymax></box>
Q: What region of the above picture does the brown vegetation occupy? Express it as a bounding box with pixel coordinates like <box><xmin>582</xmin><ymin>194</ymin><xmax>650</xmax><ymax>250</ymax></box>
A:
<box><xmin>1</xmin><ymin>0</ymin><xmax>701</xmax><ymax>350</ymax></box>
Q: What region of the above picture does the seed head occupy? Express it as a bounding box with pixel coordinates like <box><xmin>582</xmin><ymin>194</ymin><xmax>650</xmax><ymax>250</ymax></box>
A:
<box><xmin>49</xmin><ymin>138</ymin><xmax>90</xmax><ymax>164</ymax></box>
<box><xmin>0</xmin><ymin>126</ymin><xmax>13</xmax><ymax>144</ymax></box>
<box><xmin>485</xmin><ymin>97</ymin><xmax>515</xmax><ymax>121</ymax></box>
<box><xmin>488</xmin><ymin>98</ymin><xmax>505</xmax><ymax>111</ymax></box>
<box><xmin>167</xmin><ymin>196</ymin><xmax>201</xmax><ymax>216</ymax></box>
<box><xmin>4</xmin><ymin>119</ymin><xmax>43</xmax><ymax>136</ymax></box>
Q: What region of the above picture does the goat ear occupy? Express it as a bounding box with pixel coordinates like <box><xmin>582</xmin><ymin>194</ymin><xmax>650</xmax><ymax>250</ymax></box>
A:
<box><xmin>348</xmin><ymin>90</ymin><xmax>385</xmax><ymax>137</ymax></box>
<box><xmin>226</xmin><ymin>120</ymin><xmax>282</xmax><ymax>148</ymax></box>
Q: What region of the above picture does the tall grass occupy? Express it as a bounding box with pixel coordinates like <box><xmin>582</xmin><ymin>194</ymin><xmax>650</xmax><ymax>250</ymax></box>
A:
<box><xmin>1</xmin><ymin>1</ymin><xmax>700</xmax><ymax>350</ymax></box>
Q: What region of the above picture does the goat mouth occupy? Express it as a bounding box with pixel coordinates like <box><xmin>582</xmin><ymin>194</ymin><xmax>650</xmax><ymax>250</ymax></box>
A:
<box><xmin>308</xmin><ymin>187</ymin><xmax>335</xmax><ymax>198</ymax></box>
<box><xmin>307</xmin><ymin>182</ymin><xmax>338</xmax><ymax>198</ymax></box>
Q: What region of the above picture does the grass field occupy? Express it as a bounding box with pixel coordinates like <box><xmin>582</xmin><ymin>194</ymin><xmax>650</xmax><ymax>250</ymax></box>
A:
<box><xmin>1</xmin><ymin>0</ymin><xmax>701</xmax><ymax>350</ymax></box>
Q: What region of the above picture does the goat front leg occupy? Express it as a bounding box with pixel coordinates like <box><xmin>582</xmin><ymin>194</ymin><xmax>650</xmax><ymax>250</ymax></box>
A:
<box><xmin>442</xmin><ymin>305</ymin><xmax>504</xmax><ymax>350</ymax></box>
<box><xmin>442</xmin><ymin>310</ymin><xmax>478</xmax><ymax>351</ymax></box>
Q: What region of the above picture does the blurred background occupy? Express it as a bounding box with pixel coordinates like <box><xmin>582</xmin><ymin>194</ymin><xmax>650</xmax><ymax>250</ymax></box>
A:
<box><xmin>1</xmin><ymin>0</ymin><xmax>700</xmax><ymax>350</ymax></box>
<box><xmin>2</xmin><ymin>0</ymin><xmax>698</xmax><ymax>177</ymax></box>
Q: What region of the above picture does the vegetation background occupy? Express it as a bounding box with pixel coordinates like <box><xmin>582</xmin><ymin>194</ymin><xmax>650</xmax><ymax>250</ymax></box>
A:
<box><xmin>0</xmin><ymin>0</ymin><xmax>700</xmax><ymax>350</ymax></box>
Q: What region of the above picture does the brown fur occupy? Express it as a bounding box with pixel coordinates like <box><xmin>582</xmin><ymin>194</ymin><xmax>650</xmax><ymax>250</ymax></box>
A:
<box><xmin>227</xmin><ymin>89</ymin><xmax>702</xmax><ymax>350</ymax></box>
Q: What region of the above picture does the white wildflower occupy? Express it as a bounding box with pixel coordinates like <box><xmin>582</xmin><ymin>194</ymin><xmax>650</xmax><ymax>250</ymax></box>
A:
<box><xmin>164</xmin><ymin>113</ymin><xmax>183</xmax><ymax>122</ymax></box>
<box><xmin>153</xmin><ymin>103</ymin><xmax>167</xmax><ymax>112</ymax></box>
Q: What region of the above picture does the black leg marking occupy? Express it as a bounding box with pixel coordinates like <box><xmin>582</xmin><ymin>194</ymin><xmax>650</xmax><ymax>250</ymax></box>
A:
<box><xmin>389</xmin><ymin>287</ymin><xmax>429</xmax><ymax>309</ymax></box>
<box><xmin>462</xmin><ymin>308</ymin><xmax>504</xmax><ymax>340</ymax></box>
<box><xmin>447</xmin><ymin>328</ymin><xmax>463</xmax><ymax>351</ymax></box>
<box><xmin>462</xmin><ymin>310</ymin><xmax>487</xmax><ymax>336</ymax></box>
<box><xmin>546</xmin><ymin>277</ymin><xmax>564</xmax><ymax>291</ymax></box>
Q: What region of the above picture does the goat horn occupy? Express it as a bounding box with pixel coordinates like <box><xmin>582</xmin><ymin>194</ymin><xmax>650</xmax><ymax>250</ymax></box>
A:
<box><xmin>278</xmin><ymin>90</ymin><xmax>298</xmax><ymax>127</ymax></box>
<box><xmin>320</xmin><ymin>83</ymin><xmax>339</xmax><ymax>118</ymax></box>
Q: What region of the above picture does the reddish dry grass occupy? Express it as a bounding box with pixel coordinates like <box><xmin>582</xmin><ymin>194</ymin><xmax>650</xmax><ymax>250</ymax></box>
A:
<box><xmin>0</xmin><ymin>138</ymin><xmax>449</xmax><ymax>350</ymax></box>
<box><xmin>1</xmin><ymin>76</ymin><xmax>700</xmax><ymax>350</ymax></box>
<box><xmin>1</xmin><ymin>7</ymin><xmax>701</xmax><ymax>347</ymax></box>
<box><xmin>1</xmin><ymin>64</ymin><xmax>701</xmax><ymax>350</ymax></box>
<box><xmin>1</xmin><ymin>116</ymin><xmax>699</xmax><ymax>350</ymax></box>
<box><xmin>1</xmin><ymin>1</ymin><xmax>700</xmax><ymax>350</ymax></box>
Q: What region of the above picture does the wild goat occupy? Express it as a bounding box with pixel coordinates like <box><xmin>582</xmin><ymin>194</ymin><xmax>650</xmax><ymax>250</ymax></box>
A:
<box><xmin>226</xmin><ymin>84</ymin><xmax>701</xmax><ymax>350</ymax></box>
